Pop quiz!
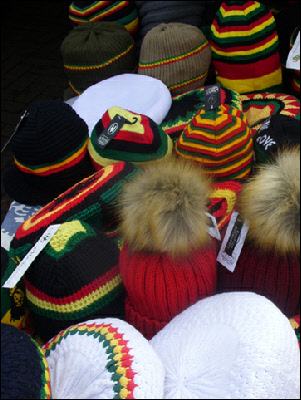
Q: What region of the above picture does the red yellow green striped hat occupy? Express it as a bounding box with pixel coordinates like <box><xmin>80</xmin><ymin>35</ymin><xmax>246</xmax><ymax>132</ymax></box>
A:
<box><xmin>24</xmin><ymin>220</ymin><xmax>125</xmax><ymax>343</ymax></box>
<box><xmin>138</xmin><ymin>22</ymin><xmax>212</xmax><ymax>96</ymax></box>
<box><xmin>42</xmin><ymin>318</ymin><xmax>165</xmax><ymax>398</ymax></box>
<box><xmin>60</xmin><ymin>21</ymin><xmax>137</xmax><ymax>96</ymax></box>
<box><xmin>69</xmin><ymin>1</ymin><xmax>139</xmax><ymax>36</ymax></box>
<box><xmin>175</xmin><ymin>104</ymin><xmax>254</xmax><ymax>181</ymax></box>
<box><xmin>210</xmin><ymin>1</ymin><xmax>282</xmax><ymax>94</ymax></box>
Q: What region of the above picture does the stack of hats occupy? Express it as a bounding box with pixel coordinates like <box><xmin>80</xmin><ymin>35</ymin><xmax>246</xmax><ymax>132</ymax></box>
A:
<box><xmin>118</xmin><ymin>156</ymin><xmax>217</xmax><ymax>339</ymax></box>
<box><xmin>88</xmin><ymin>106</ymin><xmax>173</xmax><ymax>169</ymax></box>
<box><xmin>149</xmin><ymin>292</ymin><xmax>301</xmax><ymax>399</ymax></box>
<box><xmin>8</xmin><ymin>161</ymin><xmax>138</xmax><ymax>259</ymax></box>
<box><xmin>138</xmin><ymin>22</ymin><xmax>211</xmax><ymax>95</ymax></box>
<box><xmin>210</xmin><ymin>1</ymin><xmax>282</xmax><ymax>94</ymax></box>
<box><xmin>42</xmin><ymin>318</ymin><xmax>165</xmax><ymax>398</ymax></box>
<box><xmin>60</xmin><ymin>21</ymin><xmax>137</xmax><ymax>98</ymax></box>
<box><xmin>69</xmin><ymin>1</ymin><xmax>139</xmax><ymax>37</ymax></box>
<box><xmin>160</xmin><ymin>85</ymin><xmax>242</xmax><ymax>142</ymax></box>
<box><xmin>2</xmin><ymin>100</ymin><xmax>95</xmax><ymax>207</ymax></box>
<box><xmin>24</xmin><ymin>220</ymin><xmax>125</xmax><ymax>343</ymax></box>
<box><xmin>1</xmin><ymin>323</ymin><xmax>52</xmax><ymax>399</ymax></box>
<box><xmin>218</xmin><ymin>147</ymin><xmax>300</xmax><ymax>318</ymax></box>
<box><xmin>175</xmin><ymin>104</ymin><xmax>254</xmax><ymax>181</ymax></box>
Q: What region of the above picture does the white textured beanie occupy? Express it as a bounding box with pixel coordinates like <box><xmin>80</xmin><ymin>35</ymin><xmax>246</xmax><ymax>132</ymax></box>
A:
<box><xmin>150</xmin><ymin>292</ymin><xmax>300</xmax><ymax>399</ymax></box>
<box><xmin>43</xmin><ymin>318</ymin><xmax>165</xmax><ymax>399</ymax></box>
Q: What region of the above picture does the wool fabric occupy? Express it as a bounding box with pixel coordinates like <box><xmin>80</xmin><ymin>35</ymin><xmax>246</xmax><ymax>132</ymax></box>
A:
<box><xmin>69</xmin><ymin>1</ymin><xmax>139</xmax><ymax>37</ymax></box>
<box><xmin>88</xmin><ymin>106</ymin><xmax>173</xmax><ymax>169</ymax></box>
<box><xmin>175</xmin><ymin>104</ymin><xmax>254</xmax><ymax>181</ymax></box>
<box><xmin>149</xmin><ymin>292</ymin><xmax>301</xmax><ymax>399</ymax></box>
<box><xmin>118</xmin><ymin>157</ymin><xmax>217</xmax><ymax>339</ymax></box>
<box><xmin>160</xmin><ymin>86</ymin><xmax>242</xmax><ymax>141</ymax></box>
<box><xmin>24</xmin><ymin>220</ymin><xmax>124</xmax><ymax>343</ymax></box>
<box><xmin>138</xmin><ymin>22</ymin><xmax>211</xmax><ymax>95</ymax></box>
<box><xmin>60</xmin><ymin>21</ymin><xmax>137</xmax><ymax>96</ymax></box>
<box><xmin>2</xmin><ymin>101</ymin><xmax>95</xmax><ymax>206</ymax></box>
<box><xmin>218</xmin><ymin>148</ymin><xmax>300</xmax><ymax>318</ymax></box>
<box><xmin>42</xmin><ymin>318</ymin><xmax>165</xmax><ymax>399</ymax></box>
<box><xmin>210</xmin><ymin>1</ymin><xmax>282</xmax><ymax>94</ymax></box>
<box><xmin>1</xmin><ymin>323</ymin><xmax>52</xmax><ymax>399</ymax></box>
<box><xmin>9</xmin><ymin>161</ymin><xmax>138</xmax><ymax>261</ymax></box>
<box><xmin>240</xmin><ymin>92</ymin><xmax>300</xmax><ymax>135</ymax></box>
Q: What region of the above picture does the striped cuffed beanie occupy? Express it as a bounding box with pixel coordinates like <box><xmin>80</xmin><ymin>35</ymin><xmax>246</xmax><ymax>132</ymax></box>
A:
<box><xmin>160</xmin><ymin>86</ymin><xmax>242</xmax><ymax>142</ymax></box>
<box><xmin>138</xmin><ymin>22</ymin><xmax>211</xmax><ymax>96</ymax></box>
<box><xmin>60</xmin><ymin>21</ymin><xmax>137</xmax><ymax>96</ymax></box>
<box><xmin>210</xmin><ymin>1</ymin><xmax>282</xmax><ymax>94</ymax></box>
<box><xmin>175</xmin><ymin>104</ymin><xmax>254</xmax><ymax>181</ymax></box>
<box><xmin>24</xmin><ymin>220</ymin><xmax>125</xmax><ymax>343</ymax></box>
<box><xmin>42</xmin><ymin>318</ymin><xmax>165</xmax><ymax>398</ymax></box>
<box><xmin>1</xmin><ymin>323</ymin><xmax>52</xmax><ymax>399</ymax></box>
<box><xmin>88</xmin><ymin>106</ymin><xmax>173</xmax><ymax>169</ymax></box>
<box><xmin>2</xmin><ymin>100</ymin><xmax>95</xmax><ymax>207</ymax></box>
<box><xmin>69</xmin><ymin>1</ymin><xmax>139</xmax><ymax>37</ymax></box>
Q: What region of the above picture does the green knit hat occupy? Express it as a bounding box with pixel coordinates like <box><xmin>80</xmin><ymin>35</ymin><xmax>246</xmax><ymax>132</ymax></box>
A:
<box><xmin>60</xmin><ymin>21</ymin><xmax>137</xmax><ymax>96</ymax></box>
<box><xmin>88</xmin><ymin>106</ymin><xmax>173</xmax><ymax>168</ymax></box>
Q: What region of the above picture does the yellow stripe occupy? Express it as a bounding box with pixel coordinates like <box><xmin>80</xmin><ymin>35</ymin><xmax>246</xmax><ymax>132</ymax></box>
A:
<box><xmin>211</xmin><ymin>14</ymin><xmax>274</xmax><ymax>38</ymax></box>
<box><xmin>15</xmin><ymin>138</ymin><xmax>89</xmax><ymax>174</ymax></box>
<box><xmin>216</xmin><ymin>68</ymin><xmax>282</xmax><ymax>93</ymax></box>
<box><xmin>124</xmin><ymin>16</ymin><xmax>138</xmax><ymax>32</ymax></box>
<box><xmin>220</xmin><ymin>2</ymin><xmax>260</xmax><ymax>17</ymax></box>
<box><xmin>212</xmin><ymin>34</ymin><xmax>278</xmax><ymax>56</ymax></box>
<box><xmin>26</xmin><ymin>274</ymin><xmax>122</xmax><ymax>312</ymax></box>
<box><xmin>89</xmin><ymin>2</ymin><xmax>128</xmax><ymax>21</ymax></box>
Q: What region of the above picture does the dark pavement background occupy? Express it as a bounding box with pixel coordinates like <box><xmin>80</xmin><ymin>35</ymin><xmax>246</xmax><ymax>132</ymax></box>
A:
<box><xmin>1</xmin><ymin>1</ymin><xmax>72</xmax><ymax>224</ymax></box>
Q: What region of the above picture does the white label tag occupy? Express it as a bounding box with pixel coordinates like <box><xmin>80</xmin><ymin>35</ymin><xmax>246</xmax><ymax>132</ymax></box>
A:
<box><xmin>216</xmin><ymin>211</ymin><xmax>249</xmax><ymax>272</ymax></box>
<box><xmin>205</xmin><ymin>212</ymin><xmax>221</xmax><ymax>241</ymax></box>
<box><xmin>2</xmin><ymin>224</ymin><xmax>61</xmax><ymax>289</ymax></box>
<box><xmin>286</xmin><ymin>31</ymin><xmax>300</xmax><ymax>70</ymax></box>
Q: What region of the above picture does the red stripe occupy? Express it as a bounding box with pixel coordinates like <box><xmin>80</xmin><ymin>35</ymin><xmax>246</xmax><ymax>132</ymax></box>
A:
<box><xmin>201</xmin><ymin>156</ymin><xmax>252</xmax><ymax>177</ymax></box>
<box><xmin>221</xmin><ymin>1</ymin><xmax>256</xmax><ymax>12</ymax></box>
<box><xmin>70</xmin><ymin>1</ymin><xmax>115</xmax><ymax>16</ymax></box>
<box><xmin>212</xmin><ymin>52</ymin><xmax>281</xmax><ymax>79</ymax></box>
<box><xmin>212</xmin><ymin>11</ymin><xmax>271</xmax><ymax>33</ymax></box>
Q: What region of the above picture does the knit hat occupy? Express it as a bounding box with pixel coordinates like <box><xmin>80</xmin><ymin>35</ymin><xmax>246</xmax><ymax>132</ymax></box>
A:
<box><xmin>69</xmin><ymin>1</ymin><xmax>139</xmax><ymax>37</ymax></box>
<box><xmin>24</xmin><ymin>220</ymin><xmax>124</xmax><ymax>343</ymax></box>
<box><xmin>149</xmin><ymin>292</ymin><xmax>301</xmax><ymax>399</ymax></box>
<box><xmin>210</xmin><ymin>1</ymin><xmax>282</xmax><ymax>94</ymax></box>
<box><xmin>253</xmin><ymin>113</ymin><xmax>300</xmax><ymax>164</ymax></box>
<box><xmin>68</xmin><ymin>73</ymin><xmax>172</xmax><ymax>135</ymax></box>
<box><xmin>241</xmin><ymin>92</ymin><xmax>301</xmax><ymax>135</ymax></box>
<box><xmin>42</xmin><ymin>318</ymin><xmax>165</xmax><ymax>398</ymax></box>
<box><xmin>118</xmin><ymin>156</ymin><xmax>217</xmax><ymax>339</ymax></box>
<box><xmin>2</xmin><ymin>101</ymin><xmax>95</xmax><ymax>207</ymax></box>
<box><xmin>60</xmin><ymin>21</ymin><xmax>137</xmax><ymax>97</ymax></box>
<box><xmin>218</xmin><ymin>147</ymin><xmax>300</xmax><ymax>318</ymax></box>
<box><xmin>138</xmin><ymin>22</ymin><xmax>211</xmax><ymax>96</ymax></box>
<box><xmin>88</xmin><ymin>106</ymin><xmax>173</xmax><ymax>169</ymax></box>
<box><xmin>175</xmin><ymin>104</ymin><xmax>254</xmax><ymax>181</ymax></box>
<box><xmin>10</xmin><ymin>161</ymin><xmax>138</xmax><ymax>263</ymax></box>
<box><xmin>1</xmin><ymin>323</ymin><xmax>52</xmax><ymax>399</ymax></box>
<box><xmin>160</xmin><ymin>86</ymin><xmax>242</xmax><ymax>141</ymax></box>
<box><xmin>290</xmin><ymin>315</ymin><xmax>300</xmax><ymax>349</ymax></box>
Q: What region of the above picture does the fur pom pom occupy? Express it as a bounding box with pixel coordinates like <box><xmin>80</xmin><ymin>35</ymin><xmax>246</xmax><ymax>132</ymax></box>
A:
<box><xmin>240</xmin><ymin>147</ymin><xmax>300</xmax><ymax>253</ymax></box>
<box><xmin>118</xmin><ymin>157</ymin><xmax>212</xmax><ymax>257</ymax></box>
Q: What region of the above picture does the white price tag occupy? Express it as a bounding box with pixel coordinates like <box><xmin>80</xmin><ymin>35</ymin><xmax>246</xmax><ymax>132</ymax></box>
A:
<box><xmin>286</xmin><ymin>31</ymin><xmax>300</xmax><ymax>70</ymax></box>
<box><xmin>205</xmin><ymin>212</ymin><xmax>221</xmax><ymax>241</ymax></box>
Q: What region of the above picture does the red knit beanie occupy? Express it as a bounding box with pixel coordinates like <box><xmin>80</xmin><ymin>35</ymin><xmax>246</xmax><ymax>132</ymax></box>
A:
<box><xmin>218</xmin><ymin>147</ymin><xmax>300</xmax><ymax>318</ymax></box>
<box><xmin>118</xmin><ymin>157</ymin><xmax>217</xmax><ymax>339</ymax></box>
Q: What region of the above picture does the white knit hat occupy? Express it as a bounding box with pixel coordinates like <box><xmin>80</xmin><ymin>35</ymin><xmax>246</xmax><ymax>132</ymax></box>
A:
<box><xmin>43</xmin><ymin>318</ymin><xmax>165</xmax><ymax>399</ymax></box>
<box><xmin>150</xmin><ymin>292</ymin><xmax>300</xmax><ymax>399</ymax></box>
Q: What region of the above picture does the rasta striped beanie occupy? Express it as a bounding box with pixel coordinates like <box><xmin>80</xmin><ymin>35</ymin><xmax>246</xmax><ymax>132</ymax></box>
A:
<box><xmin>138</xmin><ymin>22</ymin><xmax>211</xmax><ymax>96</ymax></box>
<box><xmin>210</xmin><ymin>1</ymin><xmax>282</xmax><ymax>94</ymax></box>
<box><xmin>175</xmin><ymin>104</ymin><xmax>254</xmax><ymax>181</ymax></box>
<box><xmin>1</xmin><ymin>323</ymin><xmax>52</xmax><ymax>399</ymax></box>
<box><xmin>88</xmin><ymin>106</ymin><xmax>173</xmax><ymax>169</ymax></box>
<box><xmin>60</xmin><ymin>21</ymin><xmax>137</xmax><ymax>96</ymax></box>
<box><xmin>42</xmin><ymin>318</ymin><xmax>165</xmax><ymax>399</ymax></box>
<box><xmin>2</xmin><ymin>100</ymin><xmax>95</xmax><ymax>207</ymax></box>
<box><xmin>69</xmin><ymin>1</ymin><xmax>139</xmax><ymax>37</ymax></box>
<box><xmin>24</xmin><ymin>220</ymin><xmax>125</xmax><ymax>343</ymax></box>
<box><xmin>160</xmin><ymin>86</ymin><xmax>242</xmax><ymax>142</ymax></box>
<box><xmin>9</xmin><ymin>161</ymin><xmax>139</xmax><ymax>256</ymax></box>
